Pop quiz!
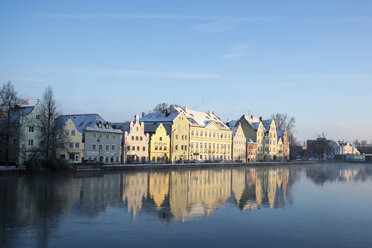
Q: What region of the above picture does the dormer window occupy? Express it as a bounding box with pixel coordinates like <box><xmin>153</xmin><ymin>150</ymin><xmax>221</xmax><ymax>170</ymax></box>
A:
<box><xmin>98</xmin><ymin>121</ymin><xmax>102</xmax><ymax>128</ymax></box>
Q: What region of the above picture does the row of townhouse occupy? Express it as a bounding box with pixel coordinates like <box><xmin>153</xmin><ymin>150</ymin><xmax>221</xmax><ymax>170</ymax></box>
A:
<box><xmin>306</xmin><ymin>138</ymin><xmax>360</xmax><ymax>160</ymax></box>
<box><xmin>1</xmin><ymin>103</ymin><xmax>289</xmax><ymax>165</ymax></box>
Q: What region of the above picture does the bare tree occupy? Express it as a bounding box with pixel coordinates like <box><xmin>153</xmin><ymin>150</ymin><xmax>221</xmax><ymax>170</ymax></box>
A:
<box><xmin>361</xmin><ymin>140</ymin><xmax>368</xmax><ymax>147</ymax></box>
<box><xmin>0</xmin><ymin>81</ymin><xmax>28</xmax><ymax>164</ymax></box>
<box><xmin>353</xmin><ymin>139</ymin><xmax>361</xmax><ymax>146</ymax></box>
<box><xmin>271</xmin><ymin>113</ymin><xmax>298</xmax><ymax>146</ymax></box>
<box><xmin>37</xmin><ymin>86</ymin><xmax>60</xmax><ymax>161</ymax></box>
<box><xmin>152</xmin><ymin>103</ymin><xmax>169</xmax><ymax>113</ymax></box>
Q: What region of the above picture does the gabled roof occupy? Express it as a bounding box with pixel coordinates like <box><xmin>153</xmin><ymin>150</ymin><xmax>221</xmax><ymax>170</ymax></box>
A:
<box><xmin>171</xmin><ymin>106</ymin><xmax>230</xmax><ymax>130</ymax></box>
<box><xmin>110</xmin><ymin>121</ymin><xmax>131</xmax><ymax>133</ymax></box>
<box><xmin>228</xmin><ymin>120</ymin><xmax>237</xmax><ymax>127</ymax></box>
<box><xmin>59</xmin><ymin>114</ymin><xmax>122</xmax><ymax>134</ymax></box>
<box><xmin>261</xmin><ymin>119</ymin><xmax>274</xmax><ymax>131</ymax></box>
<box><xmin>140</xmin><ymin>112</ymin><xmax>180</xmax><ymax>123</ymax></box>
<box><xmin>4</xmin><ymin>105</ymin><xmax>36</xmax><ymax>123</ymax></box>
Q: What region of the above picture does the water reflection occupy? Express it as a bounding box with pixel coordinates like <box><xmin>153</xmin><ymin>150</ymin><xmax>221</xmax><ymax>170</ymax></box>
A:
<box><xmin>1</xmin><ymin>164</ymin><xmax>372</xmax><ymax>247</ymax></box>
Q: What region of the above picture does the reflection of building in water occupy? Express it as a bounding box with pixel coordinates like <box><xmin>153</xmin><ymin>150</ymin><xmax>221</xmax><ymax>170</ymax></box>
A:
<box><xmin>255</xmin><ymin>170</ymin><xmax>263</xmax><ymax>209</ymax></box>
<box><xmin>169</xmin><ymin>171</ymin><xmax>189</xmax><ymax>221</ymax></box>
<box><xmin>268</xmin><ymin>170</ymin><xmax>277</xmax><ymax>208</ymax></box>
<box><xmin>340</xmin><ymin>169</ymin><xmax>359</xmax><ymax>182</ymax></box>
<box><xmin>168</xmin><ymin>169</ymin><xmax>231</xmax><ymax>221</ymax></box>
<box><xmin>232</xmin><ymin>169</ymin><xmax>246</xmax><ymax>204</ymax></box>
<box><xmin>149</xmin><ymin>172</ymin><xmax>169</xmax><ymax>208</ymax></box>
<box><xmin>122</xmin><ymin>172</ymin><xmax>148</xmax><ymax>218</ymax></box>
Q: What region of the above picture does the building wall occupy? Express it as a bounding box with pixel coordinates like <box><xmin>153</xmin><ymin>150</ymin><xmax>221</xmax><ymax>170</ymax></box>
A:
<box><xmin>56</xmin><ymin>118</ymin><xmax>84</xmax><ymax>163</ymax></box>
<box><xmin>170</xmin><ymin>113</ymin><xmax>190</xmax><ymax>162</ymax></box>
<box><xmin>149</xmin><ymin>124</ymin><xmax>170</xmax><ymax>163</ymax></box>
<box><xmin>189</xmin><ymin>122</ymin><xmax>232</xmax><ymax>161</ymax></box>
<box><xmin>232</xmin><ymin>124</ymin><xmax>246</xmax><ymax>161</ymax></box>
<box><xmin>247</xmin><ymin>143</ymin><xmax>257</xmax><ymax>162</ymax></box>
<box><xmin>277</xmin><ymin>138</ymin><xmax>283</xmax><ymax>161</ymax></box>
<box><xmin>124</xmin><ymin>115</ymin><xmax>149</xmax><ymax>163</ymax></box>
<box><xmin>84</xmin><ymin>129</ymin><xmax>122</xmax><ymax>163</ymax></box>
<box><xmin>18</xmin><ymin>105</ymin><xmax>44</xmax><ymax>165</ymax></box>
<box><xmin>263</xmin><ymin>121</ymin><xmax>278</xmax><ymax>160</ymax></box>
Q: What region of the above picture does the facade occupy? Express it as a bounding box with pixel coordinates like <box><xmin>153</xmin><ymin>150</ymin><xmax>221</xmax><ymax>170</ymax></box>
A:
<box><xmin>55</xmin><ymin>116</ymin><xmax>85</xmax><ymax>163</ymax></box>
<box><xmin>149</xmin><ymin>123</ymin><xmax>170</xmax><ymax>163</ymax></box>
<box><xmin>261</xmin><ymin>119</ymin><xmax>278</xmax><ymax>161</ymax></box>
<box><xmin>0</xmin><ymin>104</ymin><xmax>44</xmax><ymax>165</ymax></box>
<box><xmin>246</xmin><ymin>138</ymin><xmax>257</xmax><ymax>162</ymax></box>
<box><xmin>277</xmin><ymin>138</ymin><xmax>284</xmax><ymax>161</ymax></box>
<box><xmin>231</xmin><ymin>123</ymin><xmax>246</xmax><ymax>161</ymax></box>
<box><xmin>140</xmin><ymin>110</ymin><xmax>189</xmax><ymax>162</ymax></box>
<box><xmin>111</xmin><ymin>115</ymin><xmax>149</xmax><ymax>163</ymax></box>
<box><xmin>171</xmin><ymin>106</ymin><xmax>232</xmax><ymax>161</ymax></box>
<box><xmin>277</xmin><ymin>129</ymin><xmax>289</xmax><ymax>160</ymax></box>
<box><xmin>68</xmin><ymin>114</ymin><xmax>122</xmax><ymax>163</ymax></box>
<box><xmin>328</xmin><ymin>140</ymin><xmax>360</xmax><ymax>159</ymax></box>
<box><xmin>237</xmin><ymin>115</ymin><xmax>265</xmax><ymax>161</ymax></box>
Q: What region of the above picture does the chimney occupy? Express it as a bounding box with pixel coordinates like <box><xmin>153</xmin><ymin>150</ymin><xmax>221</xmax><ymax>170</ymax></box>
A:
<box><xmin>251</xmin><ymin>115</ymin><xmax>253</xmax><ymax>119</ymax></box>
<box><xmin>207</xmin><ymin>110</ymin><xmax>212</xmax><ymax>115</ymax></box>
<box><xmin>184</xmin><ymin>106</ymin><xmax>188</xmax><ymax>112</ymax></box>
<box><xmin>142</xmin><ymin>112</ymin><xmax>145</xmax><ymax>117</ymax></box>
<box><xmin>259</xmin><ymin>116</ymin><xmax>262</xmax><ymax>121</ymax></box>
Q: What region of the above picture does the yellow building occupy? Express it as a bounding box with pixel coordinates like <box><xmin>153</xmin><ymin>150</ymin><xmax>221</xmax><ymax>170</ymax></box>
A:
<box><xmin>231</xmin><ymin>123</ymin><xmax>247</xmax><ymax>162</ymax></box>
<box><xmin>172</xmin><ymin>106</ymin><xmax>232</xmax><ymax>161</ymax></box>
<box><xmin>262</xmin><ymin>119</ymin><xmax>278</xmax><ymax>161</ymax></box>
<box><xmin>149</xmin><ymin>124</ymin><xmax>170</xmax><ymax>163</ymax></box>
<box><xmin>277</xmin><ymin>138</ymin><xmax>284</xmax><ymax>161</ymax></box>
<box><xmin>141</xmin><ymin>110</ymin><xmax>189</xmax><ymax>162</ymax></box>
<box><xmin>55</xmin><ymin>116</ymin><xmax>85</xmax><ymax>163</ymax></box>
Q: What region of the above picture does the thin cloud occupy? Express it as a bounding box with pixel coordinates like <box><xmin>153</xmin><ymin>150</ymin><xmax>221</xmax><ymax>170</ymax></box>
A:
<box><xmin>3</xmin><ymin>67</ymin><xmax>221</xmax><ymax>79</ymax></box>
<box><xmin>224</xmin><ymin>44</ymin><xmax>250</xmax><ymax>59</ymax></box>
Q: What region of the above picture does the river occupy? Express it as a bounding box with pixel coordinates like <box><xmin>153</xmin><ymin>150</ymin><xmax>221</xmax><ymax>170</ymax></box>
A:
<box><xmin>1</xmin><ymin>163</ymin><xmax>372</xmax><ymax>248</ymax></box>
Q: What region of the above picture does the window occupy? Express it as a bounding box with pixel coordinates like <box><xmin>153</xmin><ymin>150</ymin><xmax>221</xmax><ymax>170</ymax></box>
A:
<box><xmin>143</xmin><ymin>147</ymin><xmax>146</xmax><ymax>151</ymax></box>
<box><xmin>106</xmin><ymin>145</ymin><xmax>109</xmax><ymax>151</ymax></box>
<box><xmin>132</xmin><ymin>146</ymin><xmax>135</xmax><ymax>151</ymax></box>
<box><xmin>155</xmin><ymin>146</ymin><xmax>158</xmax><ymax>150</ymax></box>
<box><xmin>69</xmin><ymin>142</ymin><xmax>73</xmax><ymax>148</ymax></box>
<box><xmin>176</xmin><ymin>134</ymin><xmax>178</xmax><ymax>140</ymax></box>
<box><xmin>175</xmin><ymin>145</ymin><xmax>178</xmax><ymax>150</ymax></box>
<box><xmin>131</xmin><ymin>136</ymin><xmax>134</xmax><ymax>140</ymax></box>
<box><xmin>112</xmin><ymin>135</ymin><xmax>115</xmax><ymax>139</ymax></box>
<box><xmin>136</xmin><ymin>136</ymin><xmax>139</xmax><ymax>140</ymax></box>
<box><xmin>28</xmin><ymin>139</ymin><xmax>34</xmax><ymax>146</ymax></box>
<box><xmin>92</xmin><ymin>144</ymin><xmax>96</xmax><ymax>150</ymax></box>
<box><xmin>71</xmin><ymin>130</ymin><xmax>76</xmax><ymax>136</ymax></box>
<box><xmin>159</xmin><ymin>146</ymin><xmax>162</xmax><ymax>150</ymax></box>
<box><xmin>159</xmin><ymin>137</ymin><xmax>163</xmax><ymax>141</ymax></box>
<box><xmin>164</xmin><ymin>146</ymin><xmax>167</xmax><ymax>150</ymax></box>
<box><xmin>28</xmin><ymin>126</ymin><xmax>34</xmax><ymax>133</ymax></box>
<box><xmin>36</xmin><ymin>115</ymin><xmax>40</xmax><ymax>119</ymax></box>
<box><xmin>99</xmin><ymin>145</ymin><xmax>102</xmax><ymax>150</ymax></box>
<box><xmin>137</xmin><ymin>146</ymin><xmax>140</xmax><ymax>151</ymax></box>
<box><xmin>106</xmin><ymin>134</ymin><xmax>109</xmax><ymax>139</ymax></box>
<box><xmin>75</xmin><ymin>143</ymin><xmax>79</xmax><ymax>148</ymax></box>
<box><xmin>140</xmin><ymin>137</ymin><xmax>143</xmax><ymax>141</ymax></box>
<box><xmin>127</xmin><ymin>146</ymin><xmax>130</xmax><ymax>151</ymax></box>
<box><xmin>93</xmin><ymin>133</ymin><xmax>96</xmax><ymax>138</ymax></box>
<box><xmin>65</xmin><ymin>130</ymin><xmax>69</xmax><ymax>136</ymax></box>
<box><xmin>112</xmin><ymin>145</ymin><xmax>115</xmax><ymax>150</ymax></box>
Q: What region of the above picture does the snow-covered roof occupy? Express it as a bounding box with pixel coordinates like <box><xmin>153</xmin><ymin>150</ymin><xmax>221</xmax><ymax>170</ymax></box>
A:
<box><xmin>242</xmin><ymin>115</ymin><xmax>260</xmax><ymax>124</ymax></box>
<box><xmin>251</xmin><ymin>122</ymin><xmax>262</xmax><ymax>131</ymax></box>
<box><xmin>171</xmin><ymin>106</ymin><xmax>230</xmax><ymax>130</ymax></box>
<box><xmin>228</xmin><ymin>120</ymin><xmax>237</xmax><ymax>127</ymax></box>
<box><xmin>59</xmin><ymin>114</ymin><xmax>122</xmax><ymax>134</ymax></box>
<box><xmin>110</xmin><ymin>121</ymin><xmax>131</xmax><ymax>133</ymax></box>
<box><xmin>261</xmin><ymin>119</ymin><xmax>274</xmax><ymax>131</ymax></box>
<box><xmin>3</xmin><ymin>105</ymin><xmax>35</xmax><ymax>123</ymax></box>
<box><xmin>246</xmin><ymin>138</ymin><xmax>256</xmax><ymax>144</ymax></box>
<box><xmin>140</xmin><ymin>112</ymin><xmax>180</xmax><ymax>123</ymax></box>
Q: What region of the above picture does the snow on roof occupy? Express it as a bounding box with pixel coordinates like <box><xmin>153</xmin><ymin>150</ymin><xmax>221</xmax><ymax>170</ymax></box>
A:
<box><xmin>171</xmin><ymin>106</ymin><xmax>230</xmax><ymax>130</ymax></box>
<box><xmin>261</xmin><ymin>119</ymin><xmax>273</xmax><ymax>131</ymax></box>
<box><xmin>228</xmin><ymin>120</ymin><xmax>237</xmax><ymax>127</ymax></box>
<box><xmin>231</xmin><ymin>126</ymin><xmax>238</xmax><ymax>136</ymax></box>
<box><xmin>250</xmin><ymin>122</ymin><xmax>262</xmax><ymax>131</ymax></box>
<box><xmin>4</xmin><ymin>105</ymin><xmax>35</xmax><ymax>123</ymax></box>
<box><xmin>110</xmin><ymin>121</ymin><xmax>131</xmax><ymax>132</ymax></box>
<box><xmin>60</xmin><ymin>114</ymin><xmax>122</xmax><ymax>134</ymax></box>
<box><xmin>242</xmin><ymin>115</ymin><xmax>260</xmax><ymax>124</ymax></box>
<box><xmin>246</xmin><ymin>138</ymin><xmax>256</xmax><ymax>144</ymax></box>
<box><xmin>140</xmin><ymin>112</ymin><xmax>180</xmax><ymax>123</ymax></box>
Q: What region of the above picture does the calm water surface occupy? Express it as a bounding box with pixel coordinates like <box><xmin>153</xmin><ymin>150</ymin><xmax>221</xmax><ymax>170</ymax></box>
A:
<box><xmin>1</xmin><ymin>163</ymin><xmax>372</xmax><ymax>248</ymax></box>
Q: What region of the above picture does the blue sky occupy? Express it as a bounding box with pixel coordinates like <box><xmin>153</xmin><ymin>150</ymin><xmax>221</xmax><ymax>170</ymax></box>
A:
<box><xmin>1</xmin><ymin>0</ymin><xmax>372</xmax><ymax>143</ymax></box>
